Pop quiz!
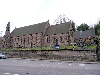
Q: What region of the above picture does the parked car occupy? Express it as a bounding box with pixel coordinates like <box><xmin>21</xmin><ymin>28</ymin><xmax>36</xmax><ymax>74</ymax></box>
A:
<box><xmin>0</xmin><ymin>53</ymin><xmax>6</xmax><ymax>59</ymax></box>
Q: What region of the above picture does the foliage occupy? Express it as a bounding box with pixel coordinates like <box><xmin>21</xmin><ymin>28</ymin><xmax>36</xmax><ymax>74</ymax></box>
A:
<box><xmin>84</xmin><ymin>39</ymin><xmax>91</xmax><ymax>46</ymax></box>
<box><xmin>94</xmin><ymin>21</ymin><xmax>100</xmax><ymax>35</ymax></box>
<box><xmin>2</xmin><ymin>44</ymin><xmax>96</xmax><ymax>51</ymax></box>
<box><xmin>0</xmin><ymin>37</ymin><xmax>2</xmax><ymax>50</ymax></box>
<box><xmin>84</xmin><ymin>45</ymin><xmax>96</xmax><ymax>49</ymax></box>
<box><xmin>77</xmin><ymin>23</ymin><xmax>90</xmax><ymax>31</ymax></box>
<box><xmin>71</xmin><ymin>21</ymin><xmax>76</xmax><ymax>31</ymax></box>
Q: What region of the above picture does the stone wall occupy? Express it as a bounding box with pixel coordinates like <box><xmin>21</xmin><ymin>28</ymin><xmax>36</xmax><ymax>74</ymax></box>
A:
<box><xmin>44</xmin><ymin>34</ymin><xmax>69</xmax><ymax>46</ymax></box>
<box><xmin>3</xmin><ymin>50</ymin><xmax>97</xmax><ymax>61</ymax></box>
<box><xmin>10</xmin><ymin>33</ymin><xmax>43</xmax><ymax>48</ymax></box>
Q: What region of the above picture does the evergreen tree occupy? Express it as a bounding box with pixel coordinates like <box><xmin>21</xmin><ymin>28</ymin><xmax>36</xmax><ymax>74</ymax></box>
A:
<box><xmin>71</xmin><ymin>21</ymin><xmax>76</xmax><ymax>31</ymax></box>
<box><xmin>94</xmin><ymin>21</ymin><xmax>100</xmax><ymax>35</ymax></box>
<box><xmin>77</xmin><ymin>23</ymin><xmax>90</xmax><ymax>31</ymax></box>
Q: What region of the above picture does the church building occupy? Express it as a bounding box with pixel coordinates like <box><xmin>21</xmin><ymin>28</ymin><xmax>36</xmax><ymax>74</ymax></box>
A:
<box><xmin>2</xmin><ymin>20</ymin><xmax>73</xmax><ymax>48</ymax></box>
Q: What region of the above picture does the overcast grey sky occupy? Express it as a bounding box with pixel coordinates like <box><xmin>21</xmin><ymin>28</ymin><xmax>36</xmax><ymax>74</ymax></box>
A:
<box><xmin>0</xmin><ymin>0</ymin><xmax>100</xmax><ymax>36</ymax></box>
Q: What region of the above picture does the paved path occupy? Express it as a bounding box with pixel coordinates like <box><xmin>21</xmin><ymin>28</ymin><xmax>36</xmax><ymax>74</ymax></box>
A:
<box><xmin>0</xmin><ymin>58</ymin><xmax>100</xmax><ymax>75</ymax></box>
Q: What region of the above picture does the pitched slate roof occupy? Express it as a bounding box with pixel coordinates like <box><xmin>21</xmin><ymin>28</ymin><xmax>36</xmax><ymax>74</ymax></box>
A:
<box><xmin>46</xmin><ymin>22</ymin><xmax>71</xmax><ymax>36</ymax></box>
<box><xmin>74</xmin><ymin>29</ymin><xmax>95</xmax><ymax>39</ymax></box>
<box><xmin>10</xmin><ymin>21</ymin><xmax>49</xmax><ymax>37</ymax></box>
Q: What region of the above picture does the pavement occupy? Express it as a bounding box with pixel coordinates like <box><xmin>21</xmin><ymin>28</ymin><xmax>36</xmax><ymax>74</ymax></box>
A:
<box><xmin>0</xmin><ymin>58</ymin><xmax>100</xmax><ymax>75</ymax></box>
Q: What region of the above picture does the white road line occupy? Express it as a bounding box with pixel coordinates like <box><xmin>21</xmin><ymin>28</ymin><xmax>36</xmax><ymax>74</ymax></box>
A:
<box><xmin>13</xmin><ymin>74</ymin><xmax>19</xmax><ymax>75</ymax></box>
<box><xmin>4</xmin><ymin>73</ymin><xmax>10</xmax><ymax>74</ymax></box>
<box><xmin>41</xmin><ymin>64</ymin><xmax>43</xmax><ymax>66</ymax></box>
<box><xmin>68</xmin><ymin>64</ymin><xmax>72</xmax><ymax>65</ymax></box>
<box><xmin>79</xmin><ymin>64</ymin><xmax>85</xmax><ymax>66</ymax></box>
<box><xmin>4</xmin><ymin>73</ymin><xmax>20</xmax><ymax>75</ymax></box>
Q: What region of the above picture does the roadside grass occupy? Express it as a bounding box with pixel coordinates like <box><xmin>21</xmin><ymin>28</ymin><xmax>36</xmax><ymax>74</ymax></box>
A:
<box><xmin>2</xmin><ymin>45</ymin><xmax>96</xmax><ymax>51</ymax></box>
<box><xmin>59</xmin><ymin>45</ymin><xmax>78</xmax><ymax>49</ymax></box>
<box><xmin>84</xmin><ymin>45</ymin><xmax>96</xmax><ymax>49</ymax></box>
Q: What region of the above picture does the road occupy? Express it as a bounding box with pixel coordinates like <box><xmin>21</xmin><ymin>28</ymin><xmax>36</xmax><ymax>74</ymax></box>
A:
<box><xmin>0</xmin><ymin>58</ymin><xmax>100</xmax><ymax>75</ymax></box>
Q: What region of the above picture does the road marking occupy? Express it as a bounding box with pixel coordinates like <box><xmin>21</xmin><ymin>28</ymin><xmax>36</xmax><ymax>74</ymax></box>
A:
<box><xmin>68</xmin><ymin>64</ymin><xmax>71</xmax><ymax>65</ymax></box>
<box><xmin>13</xmin><ymin>74</ymin><xmax>19</xmax><ymax>75</ymax></box>
<box><xmin>47</xmin><ymin>65</ymin><xmax>49</xmax><ymax>66</ymax></box>
<box><xmin>4</xmin><ymin>73</ymin><xmax>10</xmax><ymax>74</ymax></box>
<box><xmin>79</xmin><ymin>64</ymin><xmax>85</xmax><ymax>66</ymax></box>
<box><xmin>41</xmin><ymin>64</ymin><xmax>43</xmax><ymax>65</ymax></box>
<box><xmin>4</xmin><ymin>73</ymin><xmax>19</xmax><ymax>75</ymax></box>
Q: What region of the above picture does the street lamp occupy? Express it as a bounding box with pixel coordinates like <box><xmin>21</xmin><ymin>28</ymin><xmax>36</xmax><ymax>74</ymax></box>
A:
<box><xmin>54</xmin><ymin>39</ymin><xmax>59</xmax><ymax>50</ymax></box>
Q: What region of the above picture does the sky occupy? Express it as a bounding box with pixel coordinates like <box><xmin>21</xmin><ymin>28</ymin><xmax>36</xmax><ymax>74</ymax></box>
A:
<box><xmin>0</xmin><ymin>0</ymin><xmax>100</xmax><ymax>36</ymax></box>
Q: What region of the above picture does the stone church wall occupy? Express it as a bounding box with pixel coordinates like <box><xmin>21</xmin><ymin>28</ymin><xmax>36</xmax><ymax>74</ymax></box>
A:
<box><xmin>44</xmin><ymin>34</ymin><xmax>69</xmax><ymax>46</ymax></box>
<box><xmin>10</xmin><ymin>33</ymin><xmax>43</xmax><ymax>48</ymax></box>
<box><xmin>3</xmin><ymin>50</ymin><xmax>96</xmax><ymax>61</ymax></box>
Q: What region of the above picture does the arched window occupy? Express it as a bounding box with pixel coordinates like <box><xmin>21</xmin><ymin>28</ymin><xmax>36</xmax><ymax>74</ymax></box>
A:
<box><xmin>53</xmin><ymin>36</ymin><xmax>56</xmax><ymax>43</ymax></box>
<box><xmin>47</xmin><ymin>36</ymin><xmax>50</xmax><ymax>43</ymax></box>
<box><xmin>60</xmin><ymin>36</ymin><xmax>62</xmax><ymax>42</ymax></box>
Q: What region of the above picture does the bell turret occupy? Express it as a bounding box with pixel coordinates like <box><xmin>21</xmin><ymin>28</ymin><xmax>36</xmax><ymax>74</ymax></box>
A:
<box><xmin>5</xmin><ymin>22</ymin><xmax>10</xmax><ymax>48</ymax></box>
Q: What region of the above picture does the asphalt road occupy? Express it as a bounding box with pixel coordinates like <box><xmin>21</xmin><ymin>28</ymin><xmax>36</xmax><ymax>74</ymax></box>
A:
<box><xmin>0</xmin><ymin>58</ymin><xmax>100</xmax><ymax>75</ymax></box>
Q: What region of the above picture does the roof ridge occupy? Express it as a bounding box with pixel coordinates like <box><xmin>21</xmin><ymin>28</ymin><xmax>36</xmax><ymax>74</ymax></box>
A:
<box><xmin>10</xmin><ymin>21</ymin><xmax>49</xmax><ymax>37</ymax></box>
<box><xmin>15</xmin><ymin>21</ymin><xmax>49</xmax><ymax>29</ymax></box>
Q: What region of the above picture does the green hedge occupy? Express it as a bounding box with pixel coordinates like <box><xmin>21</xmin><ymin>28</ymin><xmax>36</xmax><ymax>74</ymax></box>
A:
<box><xmin>84</xmin><ymin>45</ymin><xmax>96</xmax><ymax>49</ymax></box>
<box><xmin>1</xmin><ymin>45</ymin><xmax>96</xmax><ymax>51</ymax></box>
